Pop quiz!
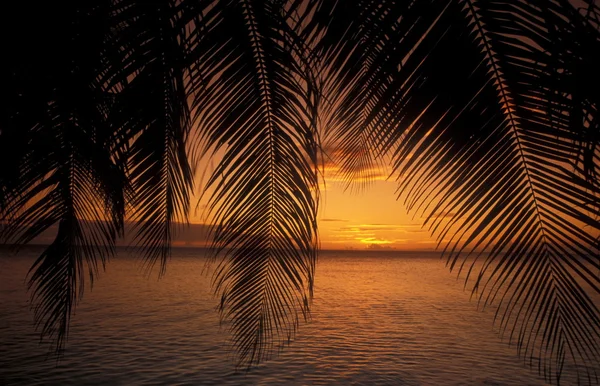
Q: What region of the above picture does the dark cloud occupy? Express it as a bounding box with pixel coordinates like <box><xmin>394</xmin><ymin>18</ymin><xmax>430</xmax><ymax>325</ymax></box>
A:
<box><xmin>338</xmin><ymin>224</ymin><xmax>418</xmax><ymax>232</ymax></box>
<box><xmin>19</xmin><ymin>221</ymin><xmax>213</xmax><ymax>247</ymax></box>
<box><xmin>169</xmin><ymin>223</ymin><xmax>212</xmax><ymax>246</ymax></box>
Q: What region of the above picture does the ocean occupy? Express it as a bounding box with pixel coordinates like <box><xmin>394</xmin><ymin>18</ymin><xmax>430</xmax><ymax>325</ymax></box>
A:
<box><xmin>0</xmin><ymin>247</ymin><xmax>591</xmax><ymax>385</ymax></box>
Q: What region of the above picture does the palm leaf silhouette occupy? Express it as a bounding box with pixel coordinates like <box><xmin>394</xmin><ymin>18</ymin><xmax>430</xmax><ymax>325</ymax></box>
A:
<box><xmin>186</xmin><ymin>0</ymin><xmax>319</xmax><ymax>366</ymax></box>
<box><xmin>1</xmin><ymin>0</ymin><xmax>599</xmax><ymax>383</ymax></box>
<box><xmin>317</xmin><ymin>0</ymin><xmax>600</xmax><ymax>382</ymax></box>
<box><xmin>1</xmin><ymin>1</ymin><xmax>125</xmax><ymax>351</ymax></box>
<box><xmin>109</xmin><ymin>0</ymin><xmax>194</xmax><ymax>274</ymax></box>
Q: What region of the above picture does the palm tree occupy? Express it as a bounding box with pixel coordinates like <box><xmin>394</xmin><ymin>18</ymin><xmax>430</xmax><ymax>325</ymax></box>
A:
<box><xmin>1</xmin><ymin>0</ymin><xmax>599</xmax><ymax>383</ymax></box>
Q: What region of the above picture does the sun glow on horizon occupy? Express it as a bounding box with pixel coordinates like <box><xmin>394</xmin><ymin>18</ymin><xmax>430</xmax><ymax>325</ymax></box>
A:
<box><xmin>186</xmin><ymin>145</ymin><xmax>439</xmax><ymax>250</ymax></box>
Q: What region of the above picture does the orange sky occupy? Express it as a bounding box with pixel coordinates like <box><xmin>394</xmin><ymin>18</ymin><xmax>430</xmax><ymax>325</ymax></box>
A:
<box><xmin>25</xmin><ymin>158</ymin><xmax>438</xmax><ymax>250</ymax></box>
<box><xmin>188</xmin><ymin>155</ymin><xmax>438</xmax><ymax>250</ymax></box>
<box><xmin>315</xmin><ymin>178</ymin><xmax>437</xmax><ymax>250</ymax></box>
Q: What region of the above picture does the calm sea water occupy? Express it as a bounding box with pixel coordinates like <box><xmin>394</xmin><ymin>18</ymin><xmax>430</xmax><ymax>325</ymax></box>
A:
<box><xmin>0</xmin><ymin>247</ymin><xmax>591</xmax><ymax>385</ymax></box>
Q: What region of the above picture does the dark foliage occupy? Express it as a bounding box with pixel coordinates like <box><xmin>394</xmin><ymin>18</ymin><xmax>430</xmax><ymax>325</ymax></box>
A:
<box><xmin>1</xmin><ymin>0</ymin><xmax>598</xmax><ymax>383</ymax></box>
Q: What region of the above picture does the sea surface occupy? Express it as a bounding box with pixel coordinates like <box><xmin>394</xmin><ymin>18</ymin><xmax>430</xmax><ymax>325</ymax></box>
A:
<box><xmin>0</xmin><ymin>247</ymin><xmax>593</xmax><ymax>385</ymax></box>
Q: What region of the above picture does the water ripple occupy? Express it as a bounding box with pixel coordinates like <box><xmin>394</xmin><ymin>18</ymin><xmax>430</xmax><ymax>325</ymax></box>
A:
<box><xmin>1</xmin><ymin>249</ymin><xmax>595</xmax><ymax>385</ymax></box>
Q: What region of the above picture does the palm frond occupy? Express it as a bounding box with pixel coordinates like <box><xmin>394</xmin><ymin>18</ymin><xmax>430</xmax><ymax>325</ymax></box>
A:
<box><xmin>0</xmin><ymin>0</ymin><xmax>125</xmax><ymax>352</ymax></box>
<box><xmin>310</xmin><ymin>1</ymin><xmax>390</xmax><ymax>188</ymax></box>
<box><xmin>548</xmin><ymin>0</ymin><xmax>600</xmax><ymax>187</ymax></box>
<box><xmin>109</xmin><ymin>0</ymin><xmax>194</xmax><ymax>275</ymax></box>
<box><xmin>312</xmin><ymin>0</ymin><xmax>461</xmax><ymax>190</ymax></box>
<box><xmin>328</xmin><ymin>0</ymin><xmax>600</xmax><ymax>382</ymax></box>
<box><xmin>189</xmin><ymin>0</ymin><xmax>319</xmax><ymax>367</ymax></box>
<box><xmin>2</xmin><ymin>1</ymin><xmax>599</xmax><ymax>381</ymax></box>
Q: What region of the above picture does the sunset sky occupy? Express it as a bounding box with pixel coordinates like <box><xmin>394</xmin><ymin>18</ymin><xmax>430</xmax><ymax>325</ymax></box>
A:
<box><xmin>314</xmin><ymin>177</ymin><xmax>435</xmax><ymax>250</ymax></box>
<box><xmin>24</xmin><ymin>141</ymin><xmax>439</xmax><ymax>251</ymax></box>
<box><xmin>186</xmin><ymin>154</ymin><xmax>438</xmax><ymax>251</ymax></box>
<box><xmin>176</xmin><ymin>0</ymin><xmax>592</xmax><ymax>251</ymax></box>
